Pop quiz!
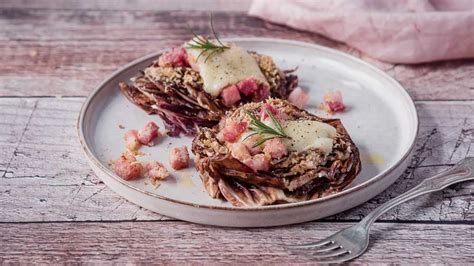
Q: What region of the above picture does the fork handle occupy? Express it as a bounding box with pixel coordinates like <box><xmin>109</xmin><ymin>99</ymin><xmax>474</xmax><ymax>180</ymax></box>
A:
<box><xmin>360</xmin><ymin>157</ymin><xmax>474</xmax><ymax>229</ymax></box>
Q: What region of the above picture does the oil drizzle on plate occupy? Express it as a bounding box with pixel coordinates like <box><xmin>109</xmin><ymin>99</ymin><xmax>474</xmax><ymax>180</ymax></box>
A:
<box><xmin>178</xmin><ymin>172</ymin><xmax>195</xmax><ymax>188</ymax></box>
<box><xmin>365</xmin><ymin>153</ymin><xmax>385</xmax><ymax>165</ymax></box>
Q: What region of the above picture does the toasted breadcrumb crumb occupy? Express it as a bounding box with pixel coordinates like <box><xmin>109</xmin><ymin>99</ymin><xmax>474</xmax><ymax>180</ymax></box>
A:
<box><xmin>129</xmin><ymin>150</ymin><xmax>146</xmax><ymax>157</ymax></box>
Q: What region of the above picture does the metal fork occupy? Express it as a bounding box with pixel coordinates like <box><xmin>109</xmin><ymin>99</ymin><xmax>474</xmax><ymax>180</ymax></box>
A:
<box><xmin>287</xmin><ymin>157</ymin><xmax>474</xmax><ymax>263</ymax></box>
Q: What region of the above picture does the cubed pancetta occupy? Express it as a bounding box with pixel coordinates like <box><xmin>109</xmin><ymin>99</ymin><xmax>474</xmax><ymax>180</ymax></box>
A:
<box><xmin>137</xmin><ymin>121</ymin><xmax>159</xmax><ymax>146</ymax></box>
<box><xmin>169</xmin><ymin>146</ymin><xmax>190</xmax><ymax>170</ymax></box>
<box><xmin>263</xmin><ymin>138</ymin><xmax>288</xmax><ymax>159</ymax></box>
<box><xmin>288</xmin><ymin>87</ymin><xmax>309</xmax><ymax>108</ymax></box>
<box><xmin>144</xmin><ymin>161</ymin><xmax>170</xmax><ymax>184</ymax></box>
<box><xmin>113</xmin><ymin>153</ymin><xmax>143</xmax><ymax>180</ymax></box>
<box><xmin>124</xmin><ymin>129</ymin><xmax>141</xmax><ymax>151</ymax></box>
<box><xmin>323</xmin><ymin>90</ymin><xmax>346</xmax><ymax>113</ymax></box>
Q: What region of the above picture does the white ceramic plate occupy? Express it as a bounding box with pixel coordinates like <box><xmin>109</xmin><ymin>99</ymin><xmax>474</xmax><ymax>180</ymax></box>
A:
<box><xmin>78</xmin><ymin>38</ymin><xmax>418</xmax><ymax>227</ymax></box>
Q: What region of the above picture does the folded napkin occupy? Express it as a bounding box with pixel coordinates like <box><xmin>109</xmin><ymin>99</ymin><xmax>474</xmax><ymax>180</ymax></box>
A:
<box><xmin>249</xmin><ymin>0</ymin><xmax>474</xmax><ymax>64</ymax></box>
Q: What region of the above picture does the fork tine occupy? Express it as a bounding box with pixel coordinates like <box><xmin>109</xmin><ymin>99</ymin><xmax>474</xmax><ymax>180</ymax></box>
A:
<box><xmin>313</xmin><ymin>249</ymin><xmax>350</xmax><ymax>259</ymax></box>
<box><xmin>287</xmin><ymin>240</ymin><xmax>334</xmax><ymax>249</ymax></box>
<box><xmin>288</xmin><ymin>241</ymin><xmax>339</xmax><ymax>256</ymax></box>
<box><xmin>288</xmin><ymin>247</ymin><xmax>335</xmax><ymax>256</ymax></box>
<box><xmin>310</xmin><ymin>244</ymin><xmax>342</xmax><ymax>253</ymax></box>
<box><xmin>316</xmin><ymin>251</ymin><xmax>355</xmax><ymax>264</ymax></box>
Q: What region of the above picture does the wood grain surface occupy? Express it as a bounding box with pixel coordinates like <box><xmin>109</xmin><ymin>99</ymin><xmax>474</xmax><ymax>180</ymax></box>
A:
<box><xmin>1</xmin><ymin>9</ymin><xmax>473</xmax><ymax>100</ymax></box>
<box><xmin>0</xmin><ymin>221</ymin><xmax>472</xmax><ymax>264</ymax></box>
<box><xmin>0</xmin><ymin>1</ymin><xmax>473</xmax><ymax>264</ymax></box>
<box><xmin>0</xmin><ymin>0</ymin><xmax>253</xmax><ymax>12</ymax></box>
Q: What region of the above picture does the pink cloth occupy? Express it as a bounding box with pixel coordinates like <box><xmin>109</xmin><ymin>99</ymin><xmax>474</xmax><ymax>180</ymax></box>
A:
<box><xmin>249</xmin><ymin>0</ymin><xmax>474</xmax><ymax>64</ymax></box>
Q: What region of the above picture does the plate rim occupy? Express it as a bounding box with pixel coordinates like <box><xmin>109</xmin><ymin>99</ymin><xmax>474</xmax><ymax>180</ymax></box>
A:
<box><xmin>77</xmin><ymin>37</ymin><xmax>419</xmax><ymax>211</ymax></box>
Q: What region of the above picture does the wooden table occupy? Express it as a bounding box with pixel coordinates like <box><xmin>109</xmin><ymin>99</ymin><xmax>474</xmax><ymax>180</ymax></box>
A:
<box><xmin>1</xmin><ymin>1</ymin><xmax>473</xmax><ymax>263</ymax></box>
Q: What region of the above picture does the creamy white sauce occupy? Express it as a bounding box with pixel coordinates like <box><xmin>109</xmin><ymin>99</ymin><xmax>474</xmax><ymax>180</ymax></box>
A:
<box><xmin>239</xmin><ymin>119</ymin><xmax>337</xmax><ymax>155</ymax></box>
<box><xmin>282</xmin><ymin>120</ymin><xmax>337</xmax><ymax>155</ymax></box>
<box><xmin>185</xmin><ymin>40</ymin><xmax>267</xmax><ymax>96</ymax></box>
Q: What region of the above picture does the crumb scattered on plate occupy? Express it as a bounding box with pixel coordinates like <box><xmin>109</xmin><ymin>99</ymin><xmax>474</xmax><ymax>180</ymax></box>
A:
<box><xmin>178</xmin><ymin>174</ymin><xmax>195</xmax><ymax>188</ymax></box>
<box><xmin>364</xmin><ymin>153</ymin><xmax>385</xmax><ymax>165</ymax></box>
<box><xmin>130</xmin><ymin>150</ymin><xmax>146</xmax><ymax>157</ymax></box>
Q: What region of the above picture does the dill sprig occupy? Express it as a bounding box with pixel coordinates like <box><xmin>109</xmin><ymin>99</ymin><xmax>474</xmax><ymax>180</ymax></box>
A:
<box><xmin>186</xmin><ymin>14</ymin><xmax>229</xmax><ymax>62</ymax></box>
<box><xmin>243</xmin><ymin>110</ymin><xmax>291</xmax><ymax>147</ymax></box>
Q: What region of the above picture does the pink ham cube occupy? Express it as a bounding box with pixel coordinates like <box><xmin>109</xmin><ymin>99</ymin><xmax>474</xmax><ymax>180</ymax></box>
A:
<box><xmin>157</xmin><ymin>47</ymin><xmax>189</xmax><ymax>67</ymax></box>
<box><xmin>237</xmin><ymin>78</ymin><xmax>259</xmax><ymax>96</ymax></box>
<box><xmin>137</xmin><ymin>122</ymin><xmax>159</xmax><ymax>146</ymax></box>
<box><xmin>169</xmin><ymin>146</ymin><xmax>190</xmax><ymax>170</ymax></box>
<box><xmin>216</xmin><ymin>121</ymin><xmax>248</xmax><ymax>143</ymax></box>
<box><xmin>263</xmin><ymin>138</ymin><xmax>288</xmax><ymax>159</ymax></box>
<box><xmin>144</xmin><ymin>161</ymin><xmax>170</xmax><ymax>181</ymax></box>
<box><xmin>113</xmin><ymin>153</ymin><xmax>143</xmax><ymax>180</ymax></box>
<box><xmin>324</xmin><ymin>90</ymin><xmax>346</xmax><ymax>113</ymax></box>
<box><xmin>221</xmin><ymin>85</ymin><xmax>241</xmax><ymax>106</ymax></box>
<box><xmin>288</xmin><ymin>87</ymin><xmax>309</xmax><ymax>108</ymax></box>
<box><xmin>124</xmin><ymin>129</ymin><xmax>141</xmax><ymax>151</ymax></box>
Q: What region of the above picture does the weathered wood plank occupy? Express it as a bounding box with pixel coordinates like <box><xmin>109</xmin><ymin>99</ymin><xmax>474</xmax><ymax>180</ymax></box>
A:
<box><xmin>0</xmin><ymin>98</ymin><xmax>472</xmax><ymax>222</ymax></box>
<box><xmin>0</xmin><ymin>98</ymin><xmax>165</xmax><ymax>221</ymax></box>
<box><xmin>0</xmin><ymin>0</ymin><xmax>252</xmax><ymax>12</ymax></box>
<box><xmin>0</xmin><ymin>9</ymin><xmax>473</xmax><ymax>99</ymax></box>
<box><xmin>0</xmin><ymin>221</ymin><xmax>472</xmax><ymax>263</ymax></box>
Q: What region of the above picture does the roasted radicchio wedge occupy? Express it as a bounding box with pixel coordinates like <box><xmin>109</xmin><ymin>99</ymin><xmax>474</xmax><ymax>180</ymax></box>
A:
<box><xmin>119</xmin><ymin>41</ymin><xmax>298</xmax><ymax>136</ymax></box>
<box><xmin>192</xmin><ymin>99</ymin><xmax>361</xmax><ymax>207</ymax></box>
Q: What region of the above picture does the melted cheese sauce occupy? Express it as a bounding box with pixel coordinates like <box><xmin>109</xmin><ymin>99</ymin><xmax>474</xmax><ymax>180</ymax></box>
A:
<box><xmin>239</xmin><ymin>119</ymin><xmax>337</xmax><ymax>155</ymax></box>
<box><xmin>282</xmin><ymin>120</ymin><xmax>337</xmax><ymax>155</ymax></box>
<box><xmin>185</xmin><ymin>42</ymin><xmax>267</xmax><ymax>96</ymax></box>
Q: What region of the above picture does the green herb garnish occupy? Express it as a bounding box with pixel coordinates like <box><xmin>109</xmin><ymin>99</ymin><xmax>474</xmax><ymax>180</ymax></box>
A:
<box><xmin>186</xmin><ymin>14</ymin><xmax>229</xmax><ymax>62</ymax></box>
<box><xmin>243</xmin><ymin>109</ymin><xmax>291</xmax><ymax>147</ymax></box>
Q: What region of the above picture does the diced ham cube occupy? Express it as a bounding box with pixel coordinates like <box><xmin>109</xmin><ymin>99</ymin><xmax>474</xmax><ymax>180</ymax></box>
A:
<box><xmin>158</xmin><ymin>47</ymin><xmax>189</xmax><ymax>67</ymax></box>
<box><xmin>216</xmin><ymin>121</ymin><xmax>248</xmax><ymax>143</ymax></box>
<box><xmin>234</xmin><ymin>122</ymin><xmax>249</xmax><ymax>134</ymax></box>
<box><xmin>263</xmin><ymin>138</ymin><xmax>288</xmax><ymax>159</ymax></box>
<box><xmin>234</xmin><ymin>78</ymin><xmax>270</xmax><ymax>100</ymax></box>
<box><xmin>259</xmin><ymin>103</ymin><xmax>288</xmax><ymax>122</ymax></box>
<box><xmin>237</xmin><ymin>78</ymin><xmax>259</xmax><ymax>96</ymax></box>
<box><xmin>144</xmin><ymin>161</ymin><xmax>170</xmax><ymax>184</ymax></box>
<box><xmin>230</xmin><ymin>142</ymin><xmax>251</xmax><ymax>161</ymax></box>
<box><xmin>243</xmin><ymin>154</ymin><xmax>271</xmax><ymax>172</ymax></box>
<box><xmin>255</xmin><ymin>83</ymin><xmax>270</xmax><ymax>101</ymax></box>
<box><xmin>217</xmin><ymin>130</ymin><xmax>233</xmax><ymax>143</ymax></box>
<box><xmin>260</xmin><ymin>103</ymin><xmax>279</xmax><ymax>120</ymax></box>
<box><xmin>169</xmin><ymin>146</ymin><xmax>190</xmax><ymax>170</ymax></box>
<box><xmin>288</xmin><ymin>87</ymin><xmax>309</xmax><ymax>108</ymax></box>
<box><xmin>124</xmin><ymin>129</ymin><xmax>141</xmax><ymax>151</ymax></box>
<box><xmin>221</xmin><ymin>85</ymin><xmax>241</xmax><ymax>106</ymax></box>
<box><xmin>323</xmin><ymin>90</ymin><xmax>346</xmax><ymax>113</ymax></box>
<box><xmin>113</xmin><ymin>153</ymin><xmax>143</xmax><ymax>180</ymax></box>
<box><xmin>137</xmin><ymin>122</ymin><xmax>159</xmax><ymax>146</ymax></box>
